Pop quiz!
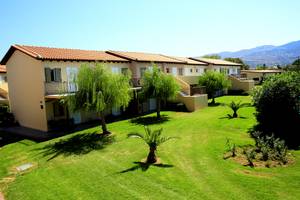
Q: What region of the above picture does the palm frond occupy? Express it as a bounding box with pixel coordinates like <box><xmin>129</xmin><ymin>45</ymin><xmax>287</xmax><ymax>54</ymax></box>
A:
<box><xmin>128</xmin><ymin>126</ymin><xmax>176</xmax><ymax>148</ymax></box>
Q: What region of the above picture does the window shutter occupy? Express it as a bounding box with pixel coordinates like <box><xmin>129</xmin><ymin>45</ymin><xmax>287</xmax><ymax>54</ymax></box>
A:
<box><xmin>45</xmin><ymin>68</ymin><xmax>51</xmax><ymax>82</ymax></box>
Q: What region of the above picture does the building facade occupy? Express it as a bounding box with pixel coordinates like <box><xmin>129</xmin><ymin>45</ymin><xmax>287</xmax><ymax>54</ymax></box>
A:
<box><xmin>1</xmin><ymin>45</ymin><xmax>243</xmax><ymax>132</ymax></box>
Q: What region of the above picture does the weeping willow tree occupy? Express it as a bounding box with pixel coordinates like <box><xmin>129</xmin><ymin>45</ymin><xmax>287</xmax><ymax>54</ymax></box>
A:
<box><xmin>141</xmin><ymin>65</ymin><xmax>180</xmax><ymax>119</ymax></box>
<box><xmin>66</xmin><ymin>64</ymin><xmax>132</xmax><ymax>134</ymax></box>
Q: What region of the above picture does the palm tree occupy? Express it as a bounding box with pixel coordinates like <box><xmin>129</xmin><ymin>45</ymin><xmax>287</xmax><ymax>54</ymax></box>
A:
<box><xmin>128</xmin><ymin>127</ymin><xmax>176</xmax><ymax>163</ymax></box>
<box><xmin>226</xmin><ymin>101</ymin><xmax>250</xmax><ymax>118</ymax></box>
<box><xmin>141</xmin><ymin>65</ymin><xmax>180</xmax><ymax>119</ymax></box>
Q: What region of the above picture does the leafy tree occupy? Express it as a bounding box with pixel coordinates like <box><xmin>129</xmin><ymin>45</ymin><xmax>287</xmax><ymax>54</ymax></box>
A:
<box><xmin>292</xmin><ymin>58</ymin><xmax>300</xmax><ymax>66</ymax></box>
<box><xmin>225</xmin><ymin>101</ymin><xmax>251</xmax><ymax>118</ymax></box>
<box><xmin>252</xmin><ymin>72</ymin><xmax>300</xmax><ymax>148</ymax></box>
<box><xmin>224</xmin><ymin>57</ymin><xmax>249</xmax><ymax>70</ymax></box>
<box><xmin>286</xmin><ymin>58</ymin><xmax>300</xmax><ymax>71</ymax></box>
<box><xmin>256</xmin><ymin>64</ymin><xmax>268</xmax><ymax>70</ymax></box>
<box><xmin>198</xmin><ymin>71</ymin><xmax>231</xmax><ymax>104</ymax></box>
<box><xmin>128</xmin><ymin>126</ymin><xmax>176</xmax><ymax>163</ymax></box>
<box><xmin>202</xmin><ymin>54</ymin><xmax>221</xmax><ymax>59</ymax></box>
<box><xmin>141</xmin><ymin>65</ymin><xmax>180</xmax><ymax>119</ymax></box>
<box><xmin>66</xmin><ymin>64</ymin><xmax>132</xmax><ymax>134</ymax></box>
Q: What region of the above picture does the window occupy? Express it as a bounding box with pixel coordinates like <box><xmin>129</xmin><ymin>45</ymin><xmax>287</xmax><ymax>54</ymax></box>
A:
<box><xmin>121</xmin><ymin>68</ymin><xmax>129</xmax><ymax>75</ymax></box>
<box><xmin>140</xmin><ymin>67</ymin><xmax>146</xmax><ymax>77</ymax></box>
<box><xmin>178</xmin><ymin>68</ymin><xmax>183</xmax><ymax>75</ymax></box>
<box><xmin>190</xmin><ymin>68</ymin><xmax>193</xmax><ymax>73</ymax></box>
<box><xmin>112</xmin><ymin>67</ymin><xmax>120</xmax><ymax>74</ymax></box>
<box><xmin>53</xmin><ymin>102</ymin><xmax>65</xmax><ymax>117</ymax></box>
<box><xmin>166</xmin><ymin>68</ymin><xmax>170</xmax><ymax>73</ymax></box>
<box><xmin>196</xmin><ymin>68</ymin><xmax>198</xmax><ymax>73</ymax></box>
<box><xmin>45</xmin><ymin>68</ymin><xmax>62</xmax><ymax>82</ymax></box>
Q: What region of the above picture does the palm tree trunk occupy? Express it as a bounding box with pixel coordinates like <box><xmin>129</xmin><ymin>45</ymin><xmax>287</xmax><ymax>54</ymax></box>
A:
<box><xmin>147</xmin><ymin>146</ymin><xmax>157</xmax><ymax>163</ymax></box>
<box><xmin>156</xmin><ymin>98</ymin><xmax>161</xmax><ymax>120</ymax></box>
<box><xmin>100</xmin><ymin>111</ymin><xmax>109</xmax><ymax>134</ymax></box>
<box><xmin>233</xmin><ymin>110</ymin><xmax>238</xmax><ymax>118</ymax></box>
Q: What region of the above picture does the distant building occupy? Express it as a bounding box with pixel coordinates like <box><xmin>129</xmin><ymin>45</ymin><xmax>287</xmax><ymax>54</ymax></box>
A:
<box><xmin>241</xmin><ymin>69</ymin><xmax>283</xmax><ymax>84</ymax></box>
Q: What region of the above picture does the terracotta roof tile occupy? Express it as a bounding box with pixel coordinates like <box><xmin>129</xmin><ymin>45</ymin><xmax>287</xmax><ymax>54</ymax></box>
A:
<box><xmin>1</xmin><ymin>45</ymin><xmax>129</xmax><ymax>64</ymax></box>
<box><xmin>163</xmin><ymin>56</ymin><xmax>207</xmax><ymax>65</ymax></box>
<box><xmin>107</xmin><ymin>51</ymin><xmax>185</xmax><ymax>63</ymax></box>
<box><xmin>190</xmin><ymin>57</ymin><xmax>242</xmax><ymax>66</ymax></box>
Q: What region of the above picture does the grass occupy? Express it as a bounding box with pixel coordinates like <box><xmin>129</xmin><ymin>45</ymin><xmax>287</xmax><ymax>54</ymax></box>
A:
<box><xmin>0</xmin><ymin>95</ymin><xmax>300</xmax><ymax>199</ymax></box>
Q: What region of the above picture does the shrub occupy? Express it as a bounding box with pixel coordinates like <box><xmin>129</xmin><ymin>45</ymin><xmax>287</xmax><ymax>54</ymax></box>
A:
<box><xmin>252</xmin><ymin>72</ymin><xmax>300</xmax><ymax>148</ymax></box>
<box><xmin>0</xmin><ymin>104</ymin><xmax>15</xmax><ymax>127</ymax></box>
<box><xmin>251</xmin><ymin>131</ymin><xmax>288</xmax><ymax>164</ymax></box>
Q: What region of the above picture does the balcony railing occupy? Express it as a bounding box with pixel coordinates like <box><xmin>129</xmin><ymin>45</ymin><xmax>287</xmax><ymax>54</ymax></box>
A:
<box><xmin>45</xmin><ymin>82</ymin><xmax>78</xmax><ymax>95</ymax></box>
<box><xmin>46</xmin><ymin>79</ymin><xmax>142</xmax><ymax>95</ymax></box>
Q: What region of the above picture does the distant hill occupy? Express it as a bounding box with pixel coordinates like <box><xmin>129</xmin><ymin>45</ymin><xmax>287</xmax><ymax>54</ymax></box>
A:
<box><xmin>212</xmin><ymin>40</ymin><xmax>300</xmax><ymax>67</ymax></box>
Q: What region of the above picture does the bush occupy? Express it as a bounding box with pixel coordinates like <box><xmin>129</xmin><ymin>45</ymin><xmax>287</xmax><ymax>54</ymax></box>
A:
<box><xmin>252</xmin><ymin>72</ymin><xmax>300</xmax><ymax>148</ymax></box>
<box><xmin>251</xmin><ymin>131</ymin><xmax>288</xmax><ymax>164</ymax></box>
<box><xmin>0</xmin><ymin>104</ymin><xmax>15</xmax><ymax>127</ymax></box>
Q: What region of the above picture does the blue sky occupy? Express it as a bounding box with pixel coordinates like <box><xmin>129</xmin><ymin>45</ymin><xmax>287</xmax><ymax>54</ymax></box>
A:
<box><xmin>1</xmin><ymin>0</ymin><xmax>300</xmax><ymax>58</ymax></box>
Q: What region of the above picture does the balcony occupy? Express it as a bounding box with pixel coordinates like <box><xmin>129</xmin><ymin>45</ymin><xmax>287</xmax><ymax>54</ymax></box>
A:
<box><xmin>45</xmin><ymin>82</ymin><xmax>78</xmax><ymax>95</ymax></box>
<box><xmin>131</xmin><ymin>78</ymin><xmax>142</xmax><ymax>87</ymax></box>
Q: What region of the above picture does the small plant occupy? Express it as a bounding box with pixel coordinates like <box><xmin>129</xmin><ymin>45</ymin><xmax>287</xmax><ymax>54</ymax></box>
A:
<box><xmin>225</xmin><ymin>138</ymin><xmax>236</xmax><ymax>157</ymax></box>
<box><xmin>243</xmin><ymin>147</ymin><xmax>256</xmax><ymax>167</ymax></box>
<box><xmin>128</xmin><ymin>126</ymin><xmax>176</xmax><ymax>164</ymax></box>
<box><xmin>225</xmin><ymin>101</ymin><xmax>250</xmax><ymax>118</ymax></box>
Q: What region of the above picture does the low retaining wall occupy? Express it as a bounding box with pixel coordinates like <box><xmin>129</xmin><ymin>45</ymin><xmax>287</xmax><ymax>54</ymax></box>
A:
<box><xmin>177</xmin><ymin>93</ymin><xmax>208</xmax><ymax>112</ymax></box>
<box><xmin>229</xmin><ymin>76</ymin><xmax>254</xmax><ymax>92</ymax></box>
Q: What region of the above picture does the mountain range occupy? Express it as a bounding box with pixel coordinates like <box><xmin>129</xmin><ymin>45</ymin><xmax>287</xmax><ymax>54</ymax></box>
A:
<box><xmin>212</xmin><ymin>40</ymin><xmax>300</xmax><ymax>67</ymax></box>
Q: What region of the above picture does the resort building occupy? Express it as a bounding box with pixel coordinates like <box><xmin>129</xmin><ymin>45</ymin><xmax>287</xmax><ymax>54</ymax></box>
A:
<box><xmin>240</xmin><ymin>69</ymin><xmax>283</xmax><ymax>84</ymax></box>
<box><xmin>0</xmin><ymin>44</ymin><xmax>247</xmax><ymax>132</ymax></box>
<box><xmin>0</xmin><ymin>65</ymin><xmax>8</xmax><ymax>104</ymax></box>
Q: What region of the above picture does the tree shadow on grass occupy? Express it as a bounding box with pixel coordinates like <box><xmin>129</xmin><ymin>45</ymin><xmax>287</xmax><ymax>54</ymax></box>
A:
<box><xmin>208</xmin><ymin>102</ymin><xmax>221</xmax><ymax>107</ymax></box>
<box><xmin>36</xmin><ymin>132</ymin><xmax>115</xmax><ymax>161</ymax></box>
<box><xmin>119</xmin><ymin>161</ymin><xmax>173</xmax><ymax>173</ymax></box>
<box><xmin>219</xmin><ymin>114</ymin><xmax>248</xmax><ymax>119</ymax></box>
<box><xmin>130</xmin><ymin>115</ymin><xmax>170</xmax><ymax>126</ymax></box>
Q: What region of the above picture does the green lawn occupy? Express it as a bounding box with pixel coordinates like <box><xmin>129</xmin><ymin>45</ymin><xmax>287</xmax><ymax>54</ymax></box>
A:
<box><xmin>1</xmin><ymin>95</ymin><xmax>300</xmax><ymax>200</ymax></box>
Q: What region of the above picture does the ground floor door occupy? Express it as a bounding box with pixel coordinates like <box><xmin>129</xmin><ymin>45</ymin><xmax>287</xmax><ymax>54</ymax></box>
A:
<box><xmin>112</xmin><ymin>107</ymin><xmax>121</xmax><ymax>116</ymax></box>
<box><xmin>71</xmin><ymin>112</ymin><xmax>81</xmax><ymax>124</ymax></box>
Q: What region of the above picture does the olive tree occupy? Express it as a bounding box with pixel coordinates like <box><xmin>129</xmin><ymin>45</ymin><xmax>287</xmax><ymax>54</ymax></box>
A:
<box><xmin>141</xmin><ymin>65</ymin><xmax>180</xmax><ymax>119</ymax></box>
<box><xmin>66</xmin><ymin>64</ymin><xmax>132</xmax><ymax>134</ymax></box>
<box><xmin>198</xmin><ymin>71</ymin><xmax>231</xmax><ymax>104</ymax></box>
